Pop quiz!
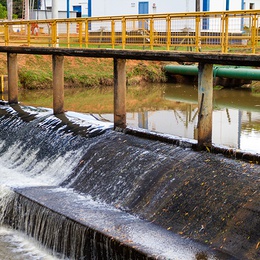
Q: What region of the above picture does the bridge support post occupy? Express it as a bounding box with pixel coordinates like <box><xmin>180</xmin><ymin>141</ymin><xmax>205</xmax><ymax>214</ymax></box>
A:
<box><xmin>197</xmin><ymin>63</ymin><xmax>213</xmax><ymax>149</ymax></box>
<box><xmin>114</xmin><ymin>58</ymin><xmax>126</xmax><ymax>129</ymax></box>
<box><xmin>7</xmin><ymin>53</ymin><xmax>18</xmax><ymax>104</ymax></box>
<box><xmin>52</xmin><ymin>55</ymin><xmax>64</xmax><ymax>114</ymax></box>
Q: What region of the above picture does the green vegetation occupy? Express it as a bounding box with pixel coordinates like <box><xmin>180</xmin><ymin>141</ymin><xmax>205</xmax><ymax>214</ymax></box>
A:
<box><xmin>0</xmin><ymin>3</ymin><xmax>7</xmax><ymax>19</ymax></box>
<box><xmin>0</xmin><ymin>53</ymin><xmax>166</xmax><ymax>90</ymax></box>
<box><xmin>0</xmin><ymin>0</ymin><xmax>35</xmax><ymax>18</ymax></box>
<box><xmin>19</xmin><ymin>84</ymin><xmax>187</xmax><ymax>114</ymax></box>
<box><xmin>250</xmin><ymin>81</ymin><xmax>260</xmax><ymax>94</ymax></box>
<box><xmin>213</xmin><ymin>85</ymin><xmax>224</xmax><ymax>90</ymax></box>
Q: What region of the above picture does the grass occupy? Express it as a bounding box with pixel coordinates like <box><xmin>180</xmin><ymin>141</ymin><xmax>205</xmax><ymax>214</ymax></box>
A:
<box><xmin>0</xmin><ymin>53</ymin><xmax>166</xmax><ymax>90</ymax></box>
<box><xmin>249</xmin><ymin>81</ymin><xmax>260</xmax><ymax>94</ymax></box>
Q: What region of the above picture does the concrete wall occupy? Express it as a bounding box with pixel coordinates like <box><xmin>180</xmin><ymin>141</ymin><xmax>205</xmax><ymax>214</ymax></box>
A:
<box><xmin>39</xmin><ymin>0</ymin><xmax>253</xmax><ymax>18</ymax></box>
<box><xmin>40</xmin><ymin>0</ymin><xmax>89</xmax><ymax>17</ymax></box>
<box><xmin>31</xmin><ymin>10</ymin><xmax>77</xmax><ymax>20</ymax></box>
<box><xmin>36</xmin><ymin>0</ymin><xmax>253</xmax><ymax>33</ymax></box>
<box><xmin>92</xmin><ymin>0</ymin><xmax>192</xmax><ymax>16</ymax></box>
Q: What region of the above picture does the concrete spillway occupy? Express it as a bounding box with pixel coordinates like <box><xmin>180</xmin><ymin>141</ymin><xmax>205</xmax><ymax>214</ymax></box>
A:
<box><xmin>0</xmin><ymin>104</ymin><xmax>259</xmax><ymax>259</ymax></box>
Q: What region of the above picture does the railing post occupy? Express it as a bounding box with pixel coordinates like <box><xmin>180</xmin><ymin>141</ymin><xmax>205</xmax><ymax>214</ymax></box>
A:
<box><xmin>85</xmin><ymin>20</ymin><xmax>89</xmax><ymax>48</ymax></box>
<box><xmin>150</xmin><ymin>19</ymin><xmax>154</xmax><ymax>50</ymax></box>
<box><xmin>4</xmin><ymin>24</ymin><xmax>9</xmax><ymax>46</ymax></box>
<box><xmin>111</xmin><ymin>20</ymin><xmax>115</xmax><ymax>49</ymax></box>
<box><xmin>251</xmin><ymin>14</ymin><xmax>257</xmax><ymax>54</ymax></box>
<box><xmin>114</xmin><ymin>58</ymin><xmax>126</xmax><ymax>129</ymax></box>
<box><xmin>78</xmin><ymin>21</ymin><xmax>83</xmax><ymax>47</ymax></box>
<box><xmin>166</xmin><ymin>15</ymin><xmax>171</xmax><ymax>50</ymax></box>
<box><xmin>224</xmin><ymin>14</ymin><xmax>229</xmax><ymax>53</ymax></box>
<box><xmin>7</xmin><ymin>53</ymin><xmax>18</xmax><ymax>104</ymax></box>
<box><xmin>27</xmin><ymin>23</ymin><xmax>31</xmax><ymax>46</ymax></box>
<box><xmin>195</xmin><ymin>16</ymin><xmax>201</xmax><ymax>52</ymax></box>
<box><xmin>52</xmin><ymin>21</ymin><xmax>58</xmax><ymax>47</ymax></box>
<box><xmin>52</xmin><ymin>55</ymin><xmax>64</xmax><ymax>114</ymax></box>
<box><xmin>122</xmin><ymin>17</ymin><xmax>126</xmax><ymax>49</ymax></box>
<box><xmin>66</xmin><ymin>22</ymin><xmax>70</xmax><ymax>48</ymax></box>
<box><xmin>197</xmin><ymin>63</ymin><xmax>213</xmax><ymax>149</ymax></box>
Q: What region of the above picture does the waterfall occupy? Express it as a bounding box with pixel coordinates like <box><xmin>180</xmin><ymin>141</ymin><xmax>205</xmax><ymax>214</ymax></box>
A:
<box><xmin>0</xmin><ymin>104</ymin><xmax>259</xmax><ymax>259</ymax></box>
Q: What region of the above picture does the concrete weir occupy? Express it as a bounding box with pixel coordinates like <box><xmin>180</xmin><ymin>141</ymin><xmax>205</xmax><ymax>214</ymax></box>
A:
<box><xmin>4</xmin><ymin>187</ymin><xmax>231</xmax><ymax>260</ymax></box>
<box><xmin>0</xmin><ymin>105</ymin><xmax>259</xmax><ymax>259</ymax></box>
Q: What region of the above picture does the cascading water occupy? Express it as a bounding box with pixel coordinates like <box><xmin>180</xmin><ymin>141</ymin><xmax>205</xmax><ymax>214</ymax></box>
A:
<box><xmin>0</xmin><ymin>103</ymin><xmax>259</xmax><ymax>259</ymax></box>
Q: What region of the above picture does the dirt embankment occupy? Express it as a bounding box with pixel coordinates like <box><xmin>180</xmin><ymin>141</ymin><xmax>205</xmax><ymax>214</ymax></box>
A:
<box><xmin>0</xmin><ymin>53</ymin><xmax>168</xmax><ymax>89</ymax></box>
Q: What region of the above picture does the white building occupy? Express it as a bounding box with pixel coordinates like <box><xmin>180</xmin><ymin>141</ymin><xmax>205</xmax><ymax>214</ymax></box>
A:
<box><xmin>34</xmin><ymin>0</ymin><xmax>260</xmax><ymax>33</ymax></box>
<box><xmin>38</xmin><ymin>0</ymin><xmax>259</xmax><ymax>18</ymax></box>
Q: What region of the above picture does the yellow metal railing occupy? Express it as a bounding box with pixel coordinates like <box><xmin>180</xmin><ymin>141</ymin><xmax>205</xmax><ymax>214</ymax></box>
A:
<box><xmin>0</xmin><ymin>10</ymin><xmax>260</xmax><ymax>53</ymax></box>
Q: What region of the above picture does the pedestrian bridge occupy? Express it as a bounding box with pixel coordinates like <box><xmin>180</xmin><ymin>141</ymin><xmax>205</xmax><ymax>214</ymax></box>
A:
<box><xmin>0</xmin><ymin>9</ymin><xmax>260</xmax><ymax>54</ymax></box>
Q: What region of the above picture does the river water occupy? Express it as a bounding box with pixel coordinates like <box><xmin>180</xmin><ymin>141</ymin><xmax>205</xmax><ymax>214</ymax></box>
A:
<box><xmin>101</xmin><ymin>83</ymin><xmax>260</xmax><ymax>153</ymax></box>
<box><xmin>0</xmin><ymin>82</ymin><xmax>259</xmax><ymax>258</ymax></box>
<box><xmin>17</xmin><ymin>82</ymin><xmax>260</xmax><ymax>153</ymax></box>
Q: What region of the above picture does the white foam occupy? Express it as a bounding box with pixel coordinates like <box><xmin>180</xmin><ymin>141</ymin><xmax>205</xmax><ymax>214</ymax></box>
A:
<box><xmin>0</xmin><ymin>146</ymin><xmax>84</xmax><ymax>188</ymax></box>
<box><xmin>66</xmin><ymin>111</ymin><xmax>113</xmax><ymax>129</ymax></box>
<box><xmin>0</xmin><ymin>226</ymin><xmax>62</xmax><ymax>260</ymax></box>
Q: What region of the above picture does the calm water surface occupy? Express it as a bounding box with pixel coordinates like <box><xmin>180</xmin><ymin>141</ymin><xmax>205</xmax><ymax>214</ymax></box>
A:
<box><xmin>14</xmin><ymin>82</ymin><xmax>260</xmax><ymax>153</ymax></box>
<box><xmin>101</xmin><ymin>83</ymin><xmax>260</xmax><ymax>154</ymax></box>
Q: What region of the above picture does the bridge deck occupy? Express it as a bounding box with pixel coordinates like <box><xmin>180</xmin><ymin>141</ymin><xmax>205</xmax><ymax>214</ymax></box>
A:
<box><xmin>0</xmin><ymin>46</ymin><xmax>260</xmax><ymax>66</ymax></box>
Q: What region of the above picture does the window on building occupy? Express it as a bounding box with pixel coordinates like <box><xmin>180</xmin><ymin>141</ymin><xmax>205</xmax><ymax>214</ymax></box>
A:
<box><xmin>73</xmin><ymin>6</ymin><xmax>82</xmax><ymax>18</ymax></box>
<box><xmin>250</xmin><ymin>3</ymin><xmax>255</xmax><ymax>9</ymax></box>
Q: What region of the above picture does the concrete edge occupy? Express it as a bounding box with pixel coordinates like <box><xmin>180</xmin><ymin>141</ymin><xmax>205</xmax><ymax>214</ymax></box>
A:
<box><xmin>122</xmin><ymin>127</ymin><xmax>260</xmax><ymax>164</ymax></box>
<box><xmin>7</xmin><ymin>186</ymin><xmax>236</xmax><ymax>260</ymax></box>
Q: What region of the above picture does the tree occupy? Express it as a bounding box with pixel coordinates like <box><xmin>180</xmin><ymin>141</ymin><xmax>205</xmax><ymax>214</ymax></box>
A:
<box><xmin>0</xmin><ymin>3</ymin><xmax>7</xmax><ymax>19</ymax></box>
<box><xmin>0</xmin><ymin>0</ymin><xmax>35</xmax><ymax>18</ymax></box>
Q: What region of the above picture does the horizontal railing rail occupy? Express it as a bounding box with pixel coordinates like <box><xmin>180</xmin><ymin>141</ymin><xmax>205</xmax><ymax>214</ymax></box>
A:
<box><xmin>0</xmin><ymin>10</ymin><xmax>260</xmax><ymax>53</ymax></box>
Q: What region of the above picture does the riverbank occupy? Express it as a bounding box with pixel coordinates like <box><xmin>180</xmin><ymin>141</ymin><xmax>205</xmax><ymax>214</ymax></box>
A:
<box><xmin>0</xmin><ymin>53</ymin><xmax>167</xmax><ymax>89</ymax></box>
<box><xmin>1</xmin><ymin>52</ymin><xmax>260</xmax><ymax>93</ymax></box>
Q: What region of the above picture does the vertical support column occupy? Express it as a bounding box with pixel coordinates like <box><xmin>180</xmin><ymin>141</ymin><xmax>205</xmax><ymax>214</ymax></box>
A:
<box><xmin>52</xmin><ymin>55</ymin><xmax>64</xmax><ymax>114</ymax></box>
<box><xmin>7</xmin><ymin>53</ymin><xmax>18</xmax><ymax>104</ymax></box>
<box><xmin>197</xmin><ymin>63</ymin><xmax>213</xmax><ymax>149</ymax></box>
<box><xmin>114</xmin><ymin>58</ymin><xmax>126</xmax><ymax>129</ymax></box>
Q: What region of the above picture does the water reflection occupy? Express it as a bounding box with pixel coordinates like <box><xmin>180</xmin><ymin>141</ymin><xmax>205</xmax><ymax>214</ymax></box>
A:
<box><xmin>4</xmin><ymin>82</ymin><xmax>260</xmax><ymax>154</ymax></box>
<box><xmin>103</xmin><ymin>84</ymin><xmax>260</xmax><ymax>154</ymax></box>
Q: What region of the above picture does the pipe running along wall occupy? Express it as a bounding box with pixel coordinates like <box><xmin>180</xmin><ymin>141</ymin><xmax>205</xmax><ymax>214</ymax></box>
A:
<box><xmin>164</xmin><ymin>65</ymin><xmax>260</xmax><ymax>80</ymax></box>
